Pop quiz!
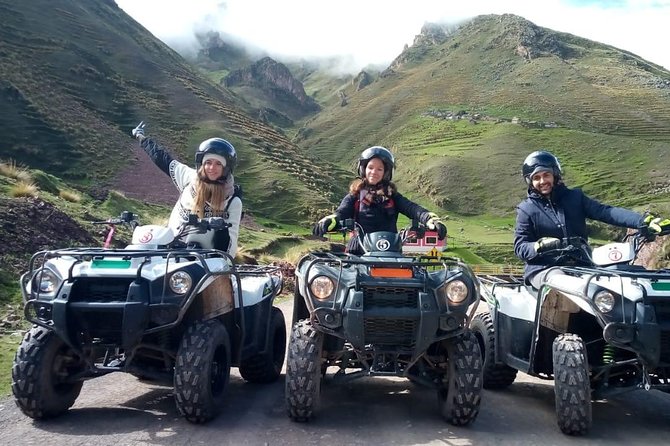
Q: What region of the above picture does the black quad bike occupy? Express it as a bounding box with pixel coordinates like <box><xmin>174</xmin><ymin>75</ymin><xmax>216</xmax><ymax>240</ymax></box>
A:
<box><xmin>12</xmin><ymin>212</ymin><xmax>286</xmax><ymax>423</ymax></box>
<box><xmin>473</xmin><ymin>229</ymin><xmax>670</xmax><ymax>435</ymax></box>
<box><xmin>285</xmin><ymin>220</ymin><xmax>483</xmax><ymax>425</ymax></box>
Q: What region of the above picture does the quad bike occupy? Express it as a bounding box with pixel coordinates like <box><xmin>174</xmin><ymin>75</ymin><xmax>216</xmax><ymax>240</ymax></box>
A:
<box><xmin>473</xmin><ymin>229</ymin><xmax>670</xmax><ymax>435</ymax></box>
<box><xmin>285</xmin><ymin>220</ymin><xmax>483</xmax><ymax>425</ymax></box>
<box><xmin>12</xmin><ymin>212</ymin><xmax>286</xmax><ymax>423</ymax></box>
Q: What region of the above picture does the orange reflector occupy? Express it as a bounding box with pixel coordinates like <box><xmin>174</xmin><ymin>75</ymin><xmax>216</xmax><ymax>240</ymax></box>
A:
<box><xmin>370</xmin><ymin>267</ymin><xmax>413</xmax><ymax>278</ymax></box>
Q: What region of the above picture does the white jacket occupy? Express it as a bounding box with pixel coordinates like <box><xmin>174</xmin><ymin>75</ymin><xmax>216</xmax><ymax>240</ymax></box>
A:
<box><xmin>168</xmin><ymin>160</ymin><xmax>241</xmax><ymax>257</ymax></box>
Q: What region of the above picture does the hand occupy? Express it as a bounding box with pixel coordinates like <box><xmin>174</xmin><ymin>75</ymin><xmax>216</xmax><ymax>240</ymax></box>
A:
<box><xmin>644</xmin><ymin>214</ymin><xmax>670</xmax><ymax>235</ymax></box>
<box><xmin>132</xmin><ymin>121</ymin><xmax>146</xmax><ymax>140</ymax></box>
<box><xmin>312</xmin><ymin>214</ymin><xmax>337</xmax><ymax>236</ymax></box>
<box><xmin>434</xmin><ymin>221</ymin><xmax>447</xmax><ymax>240</ymax></box>
<box><xmin>422</xmin><ymin>212</ymin><xmax>447</xmax><ymax>239</ymax></box>
<box><xmin>534</xmin><ymin>237</ymin><xmax>561</xmax><ymax>253</ymax></box>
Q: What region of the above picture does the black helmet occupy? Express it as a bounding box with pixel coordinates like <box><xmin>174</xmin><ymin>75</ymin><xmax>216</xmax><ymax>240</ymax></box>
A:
<box><xmin>358</xmin><ymin>146</ymin><xmax>395</xmax><ymax>182</ymax></box>
<box><xmin>522</xmin><ymin>150</ymin><xmax>562</xmax><ymax>184</ymax></box>
<box><xmin>195</xmin><ymin>138</ymin><xmax>237</xmax><ymax>176</ymax></box>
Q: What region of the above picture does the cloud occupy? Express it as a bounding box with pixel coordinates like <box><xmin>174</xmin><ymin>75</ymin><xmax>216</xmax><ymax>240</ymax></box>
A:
<box><xmin>116</xmin><ymin>0</ymin><xmax>670</xmax><ymax>72</ymax></box>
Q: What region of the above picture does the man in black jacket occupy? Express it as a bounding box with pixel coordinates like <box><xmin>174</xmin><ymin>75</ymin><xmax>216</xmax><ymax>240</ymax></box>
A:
<box><xmin>513</xmin><ymin>150</ymin><xmax>668</xmax><ymax>288</ymax></box>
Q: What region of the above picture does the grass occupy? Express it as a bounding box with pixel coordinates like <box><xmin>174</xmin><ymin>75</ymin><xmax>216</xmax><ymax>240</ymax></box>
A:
<box><xmin>0</xmin><ymin>159</ymin><xmax>32</xmax><ymax>182</ymax></box>
<box><xmin>59</xmin><ymin>189</ymin><xmax>81</xmax><ymax>202</ymax></box>
<box><xmin>9</xmin><ymin>181</ymin><xmax>38</xmax><ymax>198</ymax></box>
<box><xmin>0</xmin><ymin>333</ymin><xmax>24</xmax><ymax>397</ymax></box>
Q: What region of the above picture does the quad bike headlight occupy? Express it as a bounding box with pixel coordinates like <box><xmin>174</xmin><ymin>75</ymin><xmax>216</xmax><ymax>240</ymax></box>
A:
<box><xmin>32</xmin><ymin>268</ymin><xmax>61</xmax><ymax>297</ymax></box>
<box><xmin>594</xmin><ymin>290</ymin><xmax>616</xmax><ymax>313</ymax></box>
<box><xmin>169</xmin><ymin>271</ymin><xmax>192</xmax><ymax>295</ymax></box>
<box><xmin>310</xmin><ymin>275</ymin><xmax>334</xmax><ymax>300</ymax></box>
<box><xmin>440</xmin><ymin>280</ymin><xmax>469</xmax><ymax>305</ymax></box>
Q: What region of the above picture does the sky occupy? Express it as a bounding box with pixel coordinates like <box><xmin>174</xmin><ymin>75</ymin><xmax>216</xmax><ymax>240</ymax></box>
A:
<box><xmin>115</xmin><ymin>0</ymin><xmax>670</xmax><ymax>73</ymax></box>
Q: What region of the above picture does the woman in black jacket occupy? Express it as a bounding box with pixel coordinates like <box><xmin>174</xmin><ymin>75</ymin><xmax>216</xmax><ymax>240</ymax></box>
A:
<box><xmin>313</xmin><ymin>146</ymin><xmax>447</xmax><ymax>254</ymax></box>
<box><xmin>514</xmin><ymin>150</ymin><xmax>668</xmax><ymax>288</ymax></box>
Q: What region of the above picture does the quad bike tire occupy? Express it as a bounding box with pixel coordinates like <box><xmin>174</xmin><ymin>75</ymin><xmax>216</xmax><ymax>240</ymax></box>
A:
<box><xmin>438</xmin><ymin>331</ymin><xmax>483</xmax><ymax>426</ymax></box>
<box><xmin>12</xmin><ymin>326</ymin><xmax>84</xmax><ymax>419</ymax></box>
<box><xmin>174</xmin><ymin>319</ymin><xmax>231</xmax><ymax>423</ymax></box>
<box><xmin>552</xmin><ymin>333</ymin><xmax>592</xmax><ymax>436</ymax></box>
<box><xmin>471</xmin><ymin>312</ymin><xmax>518</xmax><ymax>389</ymax></box>
<box><xmin>240</xmin><ymin>307</ymin><xmax>287</xmax><ymax>383</ymax></box>
<box><xmin>285</xmin><ymin>319</ymin><xmax>324</xmax><ymax>422</ymax></box>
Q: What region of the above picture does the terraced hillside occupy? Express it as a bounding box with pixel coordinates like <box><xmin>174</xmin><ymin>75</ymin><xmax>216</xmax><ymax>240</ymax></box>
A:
<box><xmin>0</xmin><ymin>0</ymin><xmax>348</xmax><ymax>223</ymax></box>
<box><xmin>297</xmin><ymin>14</ymin><xmax>670</xmax><ymax>216</ymax></box>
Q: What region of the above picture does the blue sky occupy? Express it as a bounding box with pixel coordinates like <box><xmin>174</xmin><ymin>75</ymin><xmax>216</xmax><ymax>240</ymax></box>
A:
<box><xmin>116</xmin><ymin>0</ymin><xmax>670</xmax><ymax>72</ymax></box>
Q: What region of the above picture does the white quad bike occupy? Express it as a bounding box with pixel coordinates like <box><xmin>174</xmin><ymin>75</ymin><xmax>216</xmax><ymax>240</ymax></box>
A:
<box><xmin>12</xmin><ymin>212</ymin><xmax>286</xmax><ymax>423</ymax></box>
<box><xmin>473</xmin><ymin>230</ymin><xmax>670</xmax><ymax>435</ymax></box>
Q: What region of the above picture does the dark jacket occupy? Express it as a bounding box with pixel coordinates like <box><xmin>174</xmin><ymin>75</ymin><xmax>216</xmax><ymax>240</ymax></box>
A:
<box><xmin>514</xmin><ymin>183</ymin><xmax>644</xmax><ymax>282</ymax></box>
<box><xmin>335</xmin><ymin>187</ymin><xmax>429</xmax><ymax>253</ymax></box>
<box><xmin>140</xmin><ymin>137</ymin><xmax>174</xmax><ymax>175</ymax></box>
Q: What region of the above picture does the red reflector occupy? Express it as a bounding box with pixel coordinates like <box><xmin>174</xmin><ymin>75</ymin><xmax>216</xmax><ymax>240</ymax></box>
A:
<box><xmin>370</xmin><ymin>267</ymin><xmax>413</xmax><ymax>278</ymax></box>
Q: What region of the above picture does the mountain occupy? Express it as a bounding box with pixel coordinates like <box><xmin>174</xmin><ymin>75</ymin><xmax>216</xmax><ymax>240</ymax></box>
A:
<box><xmin>224</xmin><ymin>56</ymin><xmax>320</xmax><ymax>122</ymax></box>
<box><xmin>3</xmin><ymin>4</ymin><xmax>670</xmax><ymax>229</ymax></box>
<box><xmin>295</xmin><ymin>14</ymin><xmax>670</xmax><ymax>217</ymax></box>
<box><xmin>0</xmin><ymin>0</ymin><xmax>348</xmax><ymax>222</ymax></box>
<box><xmin>193</xmin><ymin>36</ymin><xmax>324</xmax><ymax>127</ymax></box>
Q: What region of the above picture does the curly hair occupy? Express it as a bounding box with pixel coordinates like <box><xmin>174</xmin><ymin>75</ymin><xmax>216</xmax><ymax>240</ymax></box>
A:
<box><xmin>349</xmin><ymin>178</ymin><xmax>396</xmax><ymax>196</ymax></box>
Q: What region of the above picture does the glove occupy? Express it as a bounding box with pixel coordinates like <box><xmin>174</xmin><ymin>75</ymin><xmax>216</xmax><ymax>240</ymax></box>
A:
<box><xmin>423</xmin><ymin>212</ymin><xmax>447</xmax><ymax>240</ymax></box>
<box><xmin>534</xmin><ymin>237</ymin><xmax>561</xmax><ymax>253</ymax></box>
<box><xmin>434</xmin><ymin>222</ymin><xmax>447</xmax><ymax>240</ymax></box>
<box><xmin>644</xmin><ymin>214</ymin><xmax>670</xmax><ymax>235</ymax></box>
<box><xmin>132</xmin><ymin>121</ymin><xmax>146</xmax><ymax>141</ymax></box>
<box><xmin>312</xmin><ymin>214</ymin><xmax>337</xmax><ymax>236</ymax></box>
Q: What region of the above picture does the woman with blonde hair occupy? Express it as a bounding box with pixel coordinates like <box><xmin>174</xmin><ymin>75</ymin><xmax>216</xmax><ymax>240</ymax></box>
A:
<box><xmin>131</xmin><ymin>122</ymin><xmax>241</xmax><ymax>256</ymax></box>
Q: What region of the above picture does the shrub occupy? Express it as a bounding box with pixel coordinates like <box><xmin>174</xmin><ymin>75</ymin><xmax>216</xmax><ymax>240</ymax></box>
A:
<box><xmin>0</xmin><ymin>159</ymin><xmax>31</xmax><ymax>182</ymax></box>
<box><xmin>60</xmin><ymin>190</ymin><xmax>81</xmax><ymax>202</ymax></box>
<box><xmin>9</xmin><ymin>181</ymin><xmax>38</xmax><ymax>198</ymax></box>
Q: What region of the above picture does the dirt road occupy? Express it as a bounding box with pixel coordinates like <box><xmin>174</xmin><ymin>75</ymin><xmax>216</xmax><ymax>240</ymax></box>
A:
<box><xmin>2</xmin><ymin>299</ymin><xmax>670</xmax><ymax>445</ymax></box>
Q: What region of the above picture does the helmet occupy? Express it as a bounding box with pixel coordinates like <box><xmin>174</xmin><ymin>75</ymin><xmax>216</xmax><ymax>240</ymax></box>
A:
<box><xmin>522</xmin><ymin>150</ymin><xmax>562</xmax><ymax>184</ymax></box>
<box><xmin>358</xmin><ymin>146</ymin><xmax>395</xmax><ymax>182</ymax></box>
<box><xmin>195</xmin><ymin>138</ymin><xmax>237</xmax><ymax>176</ymax></box>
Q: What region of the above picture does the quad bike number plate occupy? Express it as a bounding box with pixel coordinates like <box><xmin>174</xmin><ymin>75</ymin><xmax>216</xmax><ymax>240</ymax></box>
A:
<box><xmin>91</xmin><ymin>259</ymin><xmax>132</xmax><ymax>269</ymax></box>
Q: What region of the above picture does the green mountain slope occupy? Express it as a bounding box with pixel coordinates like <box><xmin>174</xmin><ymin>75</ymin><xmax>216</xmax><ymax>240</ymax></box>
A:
<box><xmin>0</xmin><ymin>0</ymin><xmax>348</xmax><ymax>223</ymax></box>
<box><xmin>296</xmin><ymin>14</ymin><xmax>670</xmax><ymax>216</ymax></box>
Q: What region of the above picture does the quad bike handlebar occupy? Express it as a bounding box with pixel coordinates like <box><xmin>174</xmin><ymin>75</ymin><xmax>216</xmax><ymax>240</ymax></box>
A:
<box><xmin>91</xmin><ymin>211</ymin><xmax>140</xmax><ymax>248</ymax></box>
<box><xmin>335</xmin><ymin>218</ymin><xmax>427</xmax><ymax>241</ymax></box>
<box><xmin>184</xmin><ymin>214</ymin><xmax>231</xmax><ymax>233</ymax></box>
<box><xmin>91</xmin><ymin>210</ymin><xmax>139</xmax><ymax>229</ymax></box>
<box><xmin>332</xmin><ymin>218</ymin><xmax>430</xmax><ymax>256</ymax></box>
<box><xmin>542</xmin><ymin>227</ymin><xmax>669</xmax><ymax>268</ymax></box>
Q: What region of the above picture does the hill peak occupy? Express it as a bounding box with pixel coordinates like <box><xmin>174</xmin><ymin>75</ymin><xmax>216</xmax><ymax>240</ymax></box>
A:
<box><xmin>224</xmin><ymin>56</ymin><xmax>320</xmax><ymax>119</ymax></box>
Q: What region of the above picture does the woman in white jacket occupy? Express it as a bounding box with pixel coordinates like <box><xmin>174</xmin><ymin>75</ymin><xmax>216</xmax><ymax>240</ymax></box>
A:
<box><xmin>132</xmin><ymin>122</ymin><xmax>242</xmax><ymax>256</ymax></box>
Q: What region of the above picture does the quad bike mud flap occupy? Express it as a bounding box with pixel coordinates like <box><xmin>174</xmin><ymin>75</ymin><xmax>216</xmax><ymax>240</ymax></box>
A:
<box><xmin>201</xmin><ymin>274</ymin><xmax>234</xmax><ymax>320</ymax></box>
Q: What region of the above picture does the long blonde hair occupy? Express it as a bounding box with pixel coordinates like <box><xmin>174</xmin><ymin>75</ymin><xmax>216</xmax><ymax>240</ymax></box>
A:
<box><xmin>191</xmin><ymin>167</ymin><xmax>233</xmax><ymax>218</ymax></box>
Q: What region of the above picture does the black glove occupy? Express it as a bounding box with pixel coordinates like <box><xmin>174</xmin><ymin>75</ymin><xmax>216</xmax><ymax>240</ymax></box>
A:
<box><xmin>132</xmin><ymin>121</ymin><xmax>146</xmax><ymax>141</ymax></box>
<box><xmin>422</xmin><ymin>212</ymin><xmax>447</xmax><ymax>240</ymax></box>
<box><xmin>312</xmin><ymin>214</ymin><xmax>337</xmax><ymax>236</ymax></box>
<box><xmin>434</xmin><ymin>221</ymin><xmax>447</xmax><ymax>240</ymax></box>
<box><xmin>534</xmin><ymin>237</ymin><xmax>561</xmax><ymax>253</ymax></box>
